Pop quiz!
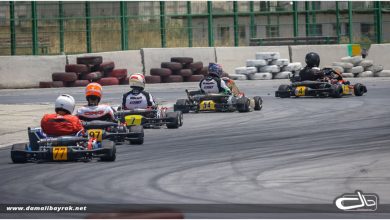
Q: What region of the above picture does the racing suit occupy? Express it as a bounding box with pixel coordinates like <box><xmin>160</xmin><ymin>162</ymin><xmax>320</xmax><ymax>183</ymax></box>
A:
<box><xmin>199</xmin><ymin>76</ymin><xmax>231</xmax><ymax>95</ymax></box>
<box><xmin>299</xmin><ymin>66</ymin><xmax>325</xmax><ymax>81</ymax></box>
<box><xmin>41</xmin><ymin>113</ymin><xmax>84</xmax><ymax>136</ymax></box>
<box><xmin>76</xmin><ymin>104</ymin><xmax>116</xmax><ymax>122</ymax></box>
<box><xmin>122</xmin><ymin>89</ymin><xmax>156</xmax><ymax>110</ymax></box>
<box><xmin>222</xmin><ymin>77</ymin><xmax>241</xmax><ymax>97</ymax></box>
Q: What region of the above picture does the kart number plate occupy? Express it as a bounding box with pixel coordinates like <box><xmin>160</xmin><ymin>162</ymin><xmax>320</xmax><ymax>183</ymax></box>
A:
<box><xmin>125</xmin><ymin>115</ymin><xmax>143</xmax><ymax>126</ymax></box>
<box><xmin>295</xmin><ymin>86</ymin><xmax>306</xmax><ymax>96</ymax></box>
<box><xmin>88</xmin><ymin>129</ymin><xmax>103</xmax><ymax>141</ymax></box>
<box><xmin>53</xmin><ymin>147</ymin><xmax>67</xmax><ymax>161</ymax></box>
<box><xmin>199</xmin><ymin>101</ymin><xmax>216</xmax><ymax>111</ymax></box>
<box><xmin>342</xmin><ymin>85</ymin><xmax>351</xmax><ymax>94</ymax></box>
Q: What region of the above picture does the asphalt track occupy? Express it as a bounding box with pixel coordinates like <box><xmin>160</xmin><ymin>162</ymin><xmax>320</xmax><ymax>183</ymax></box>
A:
<box><xmin>0</xmin><ymin>78</ymin><xmax>390</xmax><ymax>218</ymax></box>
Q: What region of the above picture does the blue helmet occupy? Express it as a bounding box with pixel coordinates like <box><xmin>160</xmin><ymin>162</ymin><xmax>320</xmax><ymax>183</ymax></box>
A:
<box><xmin>208</xmin><ymin>63</ymin><xmax>223</xmax><ymax>77</ymax></box>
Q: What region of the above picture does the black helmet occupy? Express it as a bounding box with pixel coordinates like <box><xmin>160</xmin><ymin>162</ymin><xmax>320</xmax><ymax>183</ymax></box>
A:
<box><xmin>305</xmin><ymin>52</ymin><xmax>320</xmax><ymax>68</ymax></box>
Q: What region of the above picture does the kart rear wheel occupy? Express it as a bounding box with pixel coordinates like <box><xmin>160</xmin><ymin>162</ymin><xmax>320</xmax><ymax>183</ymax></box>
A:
<box><xmin>354</xmin><ymin>83</ymin><xmax>366</xmax><ymax>96</ymax></box>
<box><xmin>129</xmin><ymin>125</ymin><xmax>144</xmax><ymax>145</ymax></box>
<box><xmin>166</xmin><ymin>111</ymin><xmax>183</xmax><ymax>129</ymax></box>
<box><xmin>277</xmin><ymin>85</ymin><xmax>291</xmax><ymax>98</ymax></box>
<box><xmin>236</xmin><ymin>97</ymin><xmax>250</xmax><ymax>113</ymax></box>
<box><xmin>330</xmin><ymin>84</ymin><xmax>343</xmax><ymax>98</ymax></box>
<box><xmin>100</xmin><ymin>140</ymin><xmax>116</xmax><ymax>162</ymax></box>
<box><xmin>174</xmin><ymin>99</ymin><xmax>191</xmax><ymax>113</ymax></box>
<box><xmin>253</xmin><ymin>96</ymin><xmax>263</xmax><ymax>111</ymax></box>
<box><xmin>11</xmin><ymin>143</ymin><xmax>28</xmax><ymax>163</ymax></box>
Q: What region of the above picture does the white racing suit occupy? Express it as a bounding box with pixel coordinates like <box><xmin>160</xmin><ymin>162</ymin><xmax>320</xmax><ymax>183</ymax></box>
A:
<box><xmin>199</xmin><ymin>76</ymin><xmax>231</xmax><ymax>95</ymax></box>
<box><xmin>122</xmin><ymin>89</ymin><xmax>156</xmax><ymax>110</ymax></box>
<box><xmin>76</xmin><ymin>104</ymin><xmax>116</xmax><ymax>122</ymax></box>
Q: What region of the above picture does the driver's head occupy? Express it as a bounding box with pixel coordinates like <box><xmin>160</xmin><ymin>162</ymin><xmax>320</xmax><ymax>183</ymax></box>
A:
<box><xmin>208</xmin><ymin>63</ymin><xmax>223</xmax><ymax>78</ymax></box>
<box><xmin>85</xmin><ymin>83</ymin><xmax>102</xmax><ymax>106</ymax></box>
<box><xmin>55</xmin><ymin>94</ymin><xmax>75</xmax><ymax>115</ymax></box>
<box><xmin>305</xmin><ymin>52</ymin><xmax>320</xmax><ymax>68</ymax></box>
<box><xmin>129</xmin><ymin>73</ymin><xmax>145</xmax><ymax>92</ymax></box>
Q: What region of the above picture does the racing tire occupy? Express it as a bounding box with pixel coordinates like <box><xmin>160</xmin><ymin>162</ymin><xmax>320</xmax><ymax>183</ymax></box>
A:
<box><xmin>187</xmin><ymin>61</ymin><xmax>203</xmax><ymax>72</ymax></box>
<box><xmin>253</xmin><ymin>96</ymin><xmax>263</xmax><ymax>111</ymax></box>
<box><xmin>100</xmin><ymin>140</ymin><xmax>116</xmax><ymax>162</ymax></box>
<box><xmin>277</xmin><ymin>84</ymin><xmax>291</xmax><ymax>98</ymax></box>
<box><xmin>67</xmin><ymin>80</ymin><xmax>90</xmax><ymax>87</ymax></box>
<box><xmin>52</xmin><ymin>72</ymin><xmax>78</xmax><ymax>82</ymax></box>
<box><xmin>161</xmin><ymin>62</ymin><xmax>183</xmax><ymax>72</ymax></box>
<box><xmin>174</xmin><ymin>99</ymin><xmax>191</xmax><ymax>113</ymax></box>
<box><xmin>80</xmin><ymin>71</ymin><xmax>103</xmax><ymax>81</ymax></box>
<box><xmin>184</xmin><ymin>75</ymin><xmax>204</xmax><ymax>82</ymax></box>
<box><xmin>77</xmin><ymin>56</ymin><xmax>103</xmax><ymax>66</ymax></box>
<box><xmin>171</xmin><ymin>57</ymin><xmax>193</xmax><ymax>65</ymax></box>
<box><xmin>166</xmin><ymin>111</ymin><xmax>183</xmax><ymax>129</ymax></box>
<box><xmin>99</xmin><ymin>61</ymin><xmax>115</xmax><ymax>76</ymax></box>
<box><xmin>52</xmin><ymin>81</ymin><xmax>65</xmax><ymax>88</ymax></box>
<box><xmin>162</xmin><ymin>75</ymin><xmax>183</xmax><ymax>83</ymax></box>
<box><xmin>354</xmin><ymin>83</ymin><xmax>366</xmax><ymax>96</ymax></box>
<box><xmin>145</xmin><ymin>75</ymin><xmax>161</xmax><ymax>84</ymax></box>
<box><xmin>39</xmin><ymin>81</ymin><xmax>53</xmax><ymax>88</ymax></box>
<box><xmin>11</xmin><ymin>143</ymin><xmax>27</xmax><ymax>163</ymax></box>
<box><xmin>108</xmin><ymin>69</ymin><xmax>127</xmax><ymax>79</ymax></box>
<box><xmin>65</xmin><ymin>64</ymin><xmax>89</xmax><ymax>74</ymax></box>
<box><xmin>330</xmin><ymin>84</ymin><xmax>343</xmax><ymax>98</ymax></box>
<box><xmin>150</xmin><ymin>68</ymin><xmax>172</xmax><ymax>77</ymax></box>
<box><xmin>129</xmin><ymin>126</ymin><xmax>144</xmax><ymax>145</ymax></box>
<box><xmin>236</xmin><ymin>97</ymin><xmax>251</xmax><ymax>113</ymax></box>
<box><xmin>177</xmin><ymin>69</ymin><xmax>193</xmax><ymax>77</ymax></box>
<box><xmin>119</xmin><ymin>77</ymin><xmax>129</xmax><ymax>85</ymax></box>
<box><xmin>98</xmin><ymin>77</ymin><xmax>120</xmax><ymax>86</ymax></box>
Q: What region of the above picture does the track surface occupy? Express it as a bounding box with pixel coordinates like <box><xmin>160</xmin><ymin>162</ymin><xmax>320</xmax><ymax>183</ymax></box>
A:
<box><xmin>0</xmin><ymin>78</ymin><xmax>390</xmax><ymax>218</ymax></box>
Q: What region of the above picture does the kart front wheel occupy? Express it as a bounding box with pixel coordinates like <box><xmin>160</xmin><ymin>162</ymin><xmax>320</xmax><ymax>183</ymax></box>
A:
<box><xmin>100</xmin><ymin>140</ymin><xmax>116</xmax><ymax>162</ymax></box>
<box><xmin>236</xmin><ymin>97</ymin><xmax>250</xmax><ymax>113</ymax></box>
<box><xmin>10</xmin><ymin>143</ymin><xmax>27</xmax><ymax>163</ymax></box>
<box><xmin>253</xmin><ymin>96</ymin><xmax>263</xmax><ymax>111</ymax></box>
<box><xmin>277</xmin><ymin>85</ymin><xmax>291</xmax><ymax>98</ymax></box>
<box><xmin>174</xmin><ymin>99</ymin><xmax>191</xmax><ymax>113</ymax></box>
<box><xmin>166</xmin><ymin>111</ymin><xmax>183</xmax><ymax>129</ymax></box>
<box><xmin>330</xmin><ymin>84</ymin><xmax>343</xmax><ymax>98</ymax></box>
<box><xmin>354</xmin><ymin>83</ymin><xmax>366</xmax><ymax>96</ymax></box>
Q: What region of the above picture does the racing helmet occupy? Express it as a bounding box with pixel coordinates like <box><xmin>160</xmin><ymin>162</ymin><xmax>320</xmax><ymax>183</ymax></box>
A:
<box><xmin>208</xmin><ymin>63</ymin><xmax>223</xmax><ymax>78</ymax></box>
<box><xmin>85</xmin><ymin>82</ymin><xmax>102</xmax><ymax>105</ymax></box>
<box><xmin>305</xmin><ymin>52</ymin><xmax>320</xmax><ymax>68</ymax></box>
<box><xmin>55</xmin><ymin>94</ymin><xmax>75</xmax><ymax>114</ymax></box>
<box><xmin>129</xmin><ymin>73</ymin><xmax>145</xmax><ymax>90</ymax></box>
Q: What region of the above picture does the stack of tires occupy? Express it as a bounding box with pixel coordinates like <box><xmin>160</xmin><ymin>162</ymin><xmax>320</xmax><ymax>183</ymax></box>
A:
<box><xmin>147</xmin><ymin>57</ymin><xmax>227</xmax><ymax>84</ymax></box>
<box><xmin>39</xmin><ymin>56</ymin><xmax>129</xmax><ymax>88</ymax></box>
<box><xmin>331</xmin><ymin>56</ymin><xmax>390</xmax><ymax>78</ymax></box>
<box><xmin>233</xmin><ymin>52</ymin><xmax>302</xmax><ymax>80</ymax></box>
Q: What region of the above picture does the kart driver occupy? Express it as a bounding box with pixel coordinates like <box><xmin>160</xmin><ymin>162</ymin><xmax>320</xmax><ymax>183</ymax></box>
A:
<box><xmin>299</xmin><ymin>52</ymin><xmax>325</xmax><ymax>81</ymax></box>
<box><xmin>76</xmin><ymin>82</ymin><xmax>116</xmax><ymax>122</ymax></box>
<box><xmin>41</xmin><ymin>94</ymin><xmax>84</xmax><ymax>136</ymax></box>
<box><xmin>199</xmin><ymin>63</ymin><xmax>231</xmax><ymax>95</ymax></box>
<box><xmin>122</xmin><ymin>73</ymin><xmax>156</xmax><ymax>110</ymax></box>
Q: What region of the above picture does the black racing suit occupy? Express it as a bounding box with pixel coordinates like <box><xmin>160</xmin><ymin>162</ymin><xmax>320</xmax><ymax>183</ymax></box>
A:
<box><xmin>299</xmin><ymin>66</ymin><xmax>325</xmax><ymax>81</ymax></box>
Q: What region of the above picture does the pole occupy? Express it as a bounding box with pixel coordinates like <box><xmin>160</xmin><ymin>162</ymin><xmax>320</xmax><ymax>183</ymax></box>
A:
<box><xmin>159</xmin><ymin>1</ymin><xmax>166</xmax><ymax>48</ymax></box>
<box><xmin>233</xmin><ymin>1</ymin><xmax>238</xmax><ymax>46</ymax></box>
<box><xmin>348</xmin><ymin>1</ymin><xmax>353</xmax><ymax>44</ymax></box>
<box><xmin>85</xmin><ymin>1</ymin><xmax>92</xmax><ymax>53</ymax></box>
<box><xmin>59</xmin><ymin>1</ymin><xmax>64</xmax><ymax>53</ymax></box>
<box><xmin>31</xmin><ymin>1</ymin><xmax>38</xmax><ymax>55</ymax></box>
<box><xmin>120</xmin><ymin>1</ymin><xmax>128</xmax><ymax>50</ymax></box>
<box><xmin>375</xmin><ymin>1</ymin><xmax>382</xmax><ymax>43</ymax></box>
<box><xmin>249</xmin><ymin>1</ymin><xmax>255</xmax><ymax>39</ymax></box>
<box><xmin>305</xmin><ymin>1</ymin><xmax>310</xmax><ymax>36</ymax></box>
<box><xmin>207</xmin><ymin>1</ymin><xmax>214</xmax><ymax>47</ymax></box>
<box><xmin>187</xmin><ymin>1</ymin><xmax>193</xmax><ymax>47</ymax></box>
<box><xmin>293</xmin><ymin>1</ymin><xmax>298</xmax><ymax>37</ymax></box>
<box><xmin>9</xmin><ymin>1</ymin><xmax>15</xmax><ymax>55</ymax></box>
<box><xmin>336</xmin><ymin>1</ymin><xmax>340</xmax><ymax>43</ymax></box>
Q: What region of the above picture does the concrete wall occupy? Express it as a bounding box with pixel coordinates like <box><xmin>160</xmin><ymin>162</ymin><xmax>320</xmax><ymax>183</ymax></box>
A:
<box><xmin>215</xmin><ymin>46</ymin><xmax>290</xmax><ymax>75</ymax></box>
<box><xmin>290</xmin><ymin>44</ymin><xmax>350</xmax><ymax>68</ymax></box>
<box><xmin>0</xmin><ymin>55</ymin><xmax>66</xmax><ymax>89</ymax></box>
<box><xmin>142</xmin><ymin>47</ymin><xmax>216</xmax><ymax>75</ymax></box>
<box><xmin>67</xmin><ymin>50</ymin><xmax>143</xmax><ymax>75</ymax></box>
<box><xmin>366</xmin><ymin>44</ymin><xmax>390</xmax><ymax>70</ymax></box>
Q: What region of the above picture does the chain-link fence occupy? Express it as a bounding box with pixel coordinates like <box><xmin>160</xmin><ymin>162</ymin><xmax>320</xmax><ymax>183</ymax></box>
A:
<box><xmin>0</xmin><ymin>1</ymin><xmax>388</xmax><ymax>56</ymax></box>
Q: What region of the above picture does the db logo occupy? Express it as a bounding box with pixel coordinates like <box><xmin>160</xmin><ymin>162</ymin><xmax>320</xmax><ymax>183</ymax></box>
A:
<box><xmin>334</xmin><ymin>190</ymin><xmax>378</xmax><ymax>211</ymax></box>
<box><xmin>84</xmin><ymin>111</ymin><xmax>104</xmax><ymax>116</ymax></box>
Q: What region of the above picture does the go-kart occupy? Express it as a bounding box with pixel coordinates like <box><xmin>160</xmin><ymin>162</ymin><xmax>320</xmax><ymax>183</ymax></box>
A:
<box><xmin>115</xmin><ymin>107</ymin><xmax>183</xmax><ymax>129</ymax></box>
<box><xmin>173</xmin><ymin>89</ymin><xmax>263</xmax><ymax>113</ymax></box>
<box><xmin>275</xmin><ymin>69</ymin><xmax>367</xmax><ymax>98</ymax></box>
<box><xmin>10</xmin><ymin>121</ymin><xmax>123</xmax><ymax>163</ymax></box>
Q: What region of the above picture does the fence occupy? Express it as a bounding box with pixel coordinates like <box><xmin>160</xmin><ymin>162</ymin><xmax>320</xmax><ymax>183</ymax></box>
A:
<box><xmin>0</xmin><ymin>1</ymin><xmax>389</xmax><ymax>56</ymax></box>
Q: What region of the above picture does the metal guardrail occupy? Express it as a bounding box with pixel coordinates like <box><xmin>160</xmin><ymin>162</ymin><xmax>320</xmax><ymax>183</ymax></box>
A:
<box><xmin>249</xmin><ymin>36</ymin><xmax>339</xmax><ymax>46</ymax></box>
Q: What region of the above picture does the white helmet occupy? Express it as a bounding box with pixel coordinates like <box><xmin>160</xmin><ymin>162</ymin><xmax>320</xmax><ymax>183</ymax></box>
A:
<box><xmin>129</xmin><ymin>73</ymin><xmax>145</xmax><ymax>89</ymax></box>
<box><xmin>55</xmin><ymin>94</ymin><xmax>75</xmax><ymax>114</ymax></box>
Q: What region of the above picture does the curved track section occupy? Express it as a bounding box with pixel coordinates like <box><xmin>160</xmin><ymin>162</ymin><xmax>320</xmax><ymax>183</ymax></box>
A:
<box><xmin>0</xmin><ymin>78</ymin><xmax>390</xmax><ymax>218</ymax></box>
